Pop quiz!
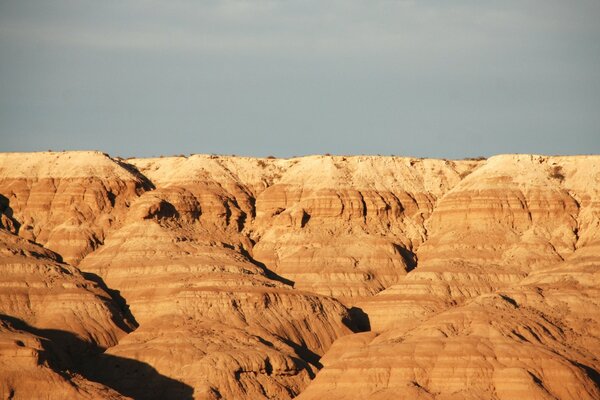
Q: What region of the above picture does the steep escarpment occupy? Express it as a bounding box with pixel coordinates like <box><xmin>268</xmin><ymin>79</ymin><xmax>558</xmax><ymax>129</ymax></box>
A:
<box><xmin>0</xmin><ymin>228</ymin><xmax>133</xmax><ymax>347</ymax></box>
<box><xmin>0</xmin><ymin>151</ymin><xmax>151</xmax><ymax>264</ymax></box>
<box><xmin>130</xmin><ymin>155</ymin><xmax>482</xmax><ymax>305</ymax></box>
<box><xmin>298</xmin><ymin>290</ymin><xmax>600</xmax><ymax>400</ymax></box>
<box><xmin>0</xmin><ymin>151</ymin><xmax>598</xmax><ymax>400</ymax></box>
<box><xmin>0</xmin><ymin>315</ymin><xmax>130</xmax><ymax>400</ymax></box>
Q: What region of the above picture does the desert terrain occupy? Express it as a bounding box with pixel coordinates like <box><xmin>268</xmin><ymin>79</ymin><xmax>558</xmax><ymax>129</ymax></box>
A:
<box><xmin>0</xmin><ymin>151</ymin><xmax>598</xmax><ymax>399</ymax></box>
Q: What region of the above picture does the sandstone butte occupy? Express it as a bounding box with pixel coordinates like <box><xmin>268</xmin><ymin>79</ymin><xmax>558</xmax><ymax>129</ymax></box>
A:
<box><xmin>0</xmin><ymin>151</ymin><xmax>598</xmax><ymax>400</ymax></box>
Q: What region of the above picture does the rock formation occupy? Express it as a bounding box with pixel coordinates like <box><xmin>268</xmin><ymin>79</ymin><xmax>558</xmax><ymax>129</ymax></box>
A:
<box><xmin>251</xmin><ymin>156</ymin><xmax>480</xmax><ymax>304</ymax></box>
<box><xmin>0</xmin><ymin>151</ymin><xmax>598</xmax><ymax>399</ymax></box>
<box><xmin>299</xmin><ymin>155</ymin><xmax>600</xmax><ymax>399</ymax></box>
<box><xmin>0</xmin><ymin>218</ymin><xmax>135</xmax><ymax>398</ymax></box>
<box><xmin>0</xmin><ymin>151</ymin><xmax>151</xmax><ymax>265</ymax></box>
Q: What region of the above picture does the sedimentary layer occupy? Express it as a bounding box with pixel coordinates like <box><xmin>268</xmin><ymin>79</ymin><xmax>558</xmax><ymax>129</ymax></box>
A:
<box><xmin>0</xmin><ymin>151</ymin><xmax>598</xmax><ymax>399</ymax></box>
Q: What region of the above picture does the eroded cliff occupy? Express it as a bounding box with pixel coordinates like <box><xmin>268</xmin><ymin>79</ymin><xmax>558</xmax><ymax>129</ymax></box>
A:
<box><xmin>0</xmin><ymin>151</ymin><xmax>598</xmax><ymax>399</ymax></box>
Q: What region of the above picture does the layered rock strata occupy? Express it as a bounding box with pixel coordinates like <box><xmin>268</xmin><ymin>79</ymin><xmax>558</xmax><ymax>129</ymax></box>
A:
<box><xmin>0</xmin><ymin>151</ymin><xmax>150</xmax><ymax>264</ymax></box>
<box><xmin>78</xmin><ymin>158</ymin><xmax>357</xmax><ymax>399</ymax></box>
<box><xmin>300</xmin><ymin>155</ymin><xmax>600</xmax><ymax>399</ymax></box>
<box><xmin>0</xmin><ymin>152</ymin><xmax>598</xmax><ymax>400</ymax></box>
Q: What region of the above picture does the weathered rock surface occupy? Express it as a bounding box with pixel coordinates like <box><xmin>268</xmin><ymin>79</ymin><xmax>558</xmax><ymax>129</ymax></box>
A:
<box><xmin>79</xmin><ymin>157</ymin><xmax>356</xmax><ymax>398</ymax></box>
<box><xmin>0</xmin><ymin>228</ymin><xmax>133</xmax><ymax>346</ymax></box>
<box><xmin>301</xmin><ymin>155</ymin><xmax>600</xmax><ymax>399</ymax></box>
<box><xmin>251</xmin><ymin>156</ymin><xmax>480</xmax><ymax>304</ymax></box>
<box><xmin>0</xmin><ymin>226</ymin><xmax>137</xmax><ymax>398</ymax></box>
<box><xmin>0</xmin><ymin>151</ymin><xmax>150</xmax><ymax>264</ymax></box>
<box><xmin>298</xmin><ymin>289</ymin><xmax>600</xmax><ymax>400</ymax></box>
<box><xmin>358</xmin><ymin>155</ymin><xmax>592</xmax><ymax>331</ymax></box>
<box><xmin>0</xmin><ymin>315</ymin><xmax>129</xmax><ymax>400</ymax></box>
<box><xmin>0</xmin><ymin>151</ymin><xmax>598</xmax><ymax>399</ymax></box>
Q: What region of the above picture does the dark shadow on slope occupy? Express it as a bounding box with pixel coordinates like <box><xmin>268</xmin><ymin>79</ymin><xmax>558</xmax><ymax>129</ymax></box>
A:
<box><xmin>0</xmin><ymin>314</ymin><xmax>194</xmax><ymax>400</ymax></box>
<box><xmin>278</xmin><ymin>337</ymin><xmax>323</xmax><ymax>378</ymax></box>
<box><xmin>499</xmin><ymin>294</ymin><xmax>519</xmax><ymax>308</ymax></box>
<box><xmin>347</xmin><ymin>307</ymin><xmax>371</xmax><ymax>332</ymax></box>
<box><xmin>238</xmin><ymin>247</ymin><xmax>295</xmax><ymax>287</ymax></box>
<box><xmin>82</xmin><ymin>352</ymin><xmax>194</xmax><ymax>400</ymax></box>
<box><xmin>258</xmin><ymin>332</ymin><xmax>323</xmax><ymax>378</ymax></box>
<box><xmin>0</xmin><ymin>194</ymin><xmax>21</xmax><ymax>234</ymax></box>
<box><xmin>395</xmin><ymin>244</ymin><xmax>417</xmax><ymax>272</ymax></box>
<box><xmin>573</xmin><ymin>361</ymin><xmax>600</xmax><ymax>390</ymax></box>
<box><xmin>82</xmin><ymin>272</ymin><xmax>139</xmax><ymax>330</ymax></box>
<box><xmin>113</xmin><ymin>159</ymin><xmax>156</xmax><ymax>191</ymax></box>
<box><xmin>300</xmin><ymin>210</ymin><xmax>311</xmax><ymax>228</ymax></box>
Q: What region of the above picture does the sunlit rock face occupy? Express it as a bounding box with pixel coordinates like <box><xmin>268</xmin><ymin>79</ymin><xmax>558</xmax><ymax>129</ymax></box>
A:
<box><xmin>1</xmin><ymin>151</ymin><xmax>599</xmax><ymax>399</ymax></box>
<box><xmin>0</xmin><ymin>151</ymin><xmax>151</xmax><ymax>265</ymax></box>
<box><xmin>358</xmin><ymin>155</ymin><xmax>588</xmax><ymax>332</ymax></box>
<box><xmin>251</xmin><ymin>156</ymin><xmax>480</xmax><ymax>304</ymax></box>
<box><xmin>77</xmin><ymin>155</ymin><xmax>356</xmax><ymax>399</ymax></box>
<box><xmin>302</xmin><ymin>155</ymin><xmax>600</xmax><ymax>400</ymax></box>
<box><xmin>0</xmin><ymin>226</ymin><xmax>135</xmax><ymax>399</ymax></box>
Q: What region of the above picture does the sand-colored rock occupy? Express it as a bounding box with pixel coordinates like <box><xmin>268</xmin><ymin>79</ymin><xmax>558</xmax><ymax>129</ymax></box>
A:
<box><xmin>0</xmin><ymin>227</ymin><xmax>133</xmax><ymax>348</ymax></box>
<box><xmin>77</xmin><ymin>165</ymin><xmax>356</xmax><ymax>399</ymax></box>
<box><xmin>251</xmin><ymin>156</ymin><xmax>481</xmax><ymax>303</ymax></box>
<box><xmin>0</xmin><ymin>225</ymin><xmax>138</xmax><ymax>398</ymax></box>
<box><xmin>0</xmin><ymin>151</ymin><xmax>599</xmax><ymax>399</ymax></box>
<box><xmin>300</xmin><ymin>155</ymin><xmax>600</xmax><ymax>399</ymax></box>
<box><xmin>0</xmin><ymin>315</ymin><xmax>130</xmax><ymax>400</ymax></box>
<box><xmin>298</xmin><ymin>289</ymin><xmax>600</xmax><ymax>400</ymax></box>
<box><xmin>300</xmin><ymin>259</ymin><xmax>600</xmax><ymax>400</ymax></box>
<box><xmin>359</xmin><ymin>155</ymin><xmax>590</xmax><ymax>332</ymax></box>
<box><xmin>0</xmin><ymin>151</ymin><xmax>150</xmax><ymax>264</ymax></box>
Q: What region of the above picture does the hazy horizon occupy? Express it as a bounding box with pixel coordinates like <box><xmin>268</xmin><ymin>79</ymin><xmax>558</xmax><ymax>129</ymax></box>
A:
<box><xmin>2</xmin><ymin>1</ymin><xmax>599</xmax><ymax>158</ymax></box>
<box><xmin>3</xmin><ymin>150</ymin><xmax>600</xmax><ymax>161</ymax></box>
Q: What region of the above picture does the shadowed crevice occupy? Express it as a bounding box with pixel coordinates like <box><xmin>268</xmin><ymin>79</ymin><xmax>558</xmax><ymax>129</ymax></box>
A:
<box><xmin>395</xmin><ymin>244</ymin><xmax>417</xmax><ymax>272</ymax></box>
<box><xmin>239</xmin><ymin>247</ymin><xmax>295</xmax><ymax>287</ymax></box>
<box><xmin>278</xmin><ymin>337</ymin><xmax>322</xmax><ymax>378</ymax></box>
<box><xmin>0</xmin><ymin>194</ymin><xmax>21</xmax><ymax>234</ymax></box>
<box><xmin>572</xmin><ymin>361</ymin><xmax>600</xmax><ymax>389</ymax></box>
<box><xmin>113</xmin><ymin>159</ymin><xmax>156</xmax><ymax>191</ymax></box>
<box><xmin>82</xmin><ymin>272</ymin><xmax>139</xmax><ymax>330</ymax></box>
<box><xmin>347</xmin><ymin>306</ymin><xmax>371</xmax><ymax>332</ymax></box>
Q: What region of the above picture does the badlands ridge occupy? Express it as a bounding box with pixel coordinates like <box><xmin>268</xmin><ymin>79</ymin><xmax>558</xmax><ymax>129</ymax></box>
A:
<box><xmin>0</xmin><ymin>151</ymin><xmax>599</xmax><ymax>399</ymax></box>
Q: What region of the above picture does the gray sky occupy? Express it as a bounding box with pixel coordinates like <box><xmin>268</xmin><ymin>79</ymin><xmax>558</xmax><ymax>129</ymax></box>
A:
<box><xmin>1</xmin><ymin>0</ymin><xmax>599</xmax><ymax>158</ymax></box>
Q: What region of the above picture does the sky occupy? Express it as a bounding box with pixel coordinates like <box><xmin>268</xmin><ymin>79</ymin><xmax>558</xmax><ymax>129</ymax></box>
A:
<box><xmin>1</xmin><ymin>0</ymin><xmax>599</xmax><ymax>158</ymax></box>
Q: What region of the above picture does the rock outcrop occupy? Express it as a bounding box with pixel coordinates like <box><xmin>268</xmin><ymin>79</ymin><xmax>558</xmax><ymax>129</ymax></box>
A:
<box><xmin>0</xmin><ymin>315</ymin><xmax>129</xmax><ymax>400</ymax></box>
<box><xmin>0</xmin><ymin>151</ymin><xmax>598</xmax><ymax>399</ymax></box>
<box><xmin>251</xmin><ymin>156</ymin><xmax>481</xmax><ymax>304</ymax></box>
<box><xmin>0</xmin><ymin>221</ymin><xmax>136</xmax><ymax>398</ymax></box>
<box><xmin>0</xmin><ymin>151</ymin><xmax>151</xmax><ymax>264</ymax></box>
<box><xmin>300</xmin><ymin>155</ymin><xmax>600</xmax><ymax>399</ymax></box>
<box><xmin>78</xmin><ymin>156</ymin><xmax>356</xmax><ymax>399</ymax></box>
